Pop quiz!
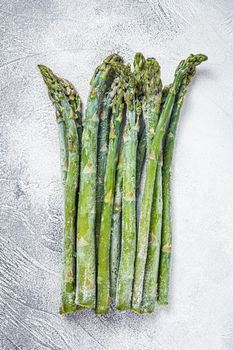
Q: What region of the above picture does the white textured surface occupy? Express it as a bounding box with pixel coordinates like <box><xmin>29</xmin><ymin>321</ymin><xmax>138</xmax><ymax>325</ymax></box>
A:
<box><xmin>1</xmin><ymin>1</ymin><xmax>233</xmax><ymax>349</ymax></box>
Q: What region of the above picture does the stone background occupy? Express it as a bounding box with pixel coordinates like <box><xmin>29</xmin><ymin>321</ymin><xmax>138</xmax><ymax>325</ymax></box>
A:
<box><xmin>1</xmin><ymin>0</ymin><xmax>233</xmax><ymax>349</ymax></box>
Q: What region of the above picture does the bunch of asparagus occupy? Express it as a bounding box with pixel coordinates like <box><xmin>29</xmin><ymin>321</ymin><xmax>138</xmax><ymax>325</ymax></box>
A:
<box><xmin>39</xmin><ymin>52</ymin><xmax>207</xmax><ymax>315</ymax></box>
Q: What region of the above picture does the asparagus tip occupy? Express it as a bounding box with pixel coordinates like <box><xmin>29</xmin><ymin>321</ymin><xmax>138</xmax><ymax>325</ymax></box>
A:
<box><xmin>133</xmin><ymin>52</ymin><xmax>146</xmax><ymax>72</ymax></box>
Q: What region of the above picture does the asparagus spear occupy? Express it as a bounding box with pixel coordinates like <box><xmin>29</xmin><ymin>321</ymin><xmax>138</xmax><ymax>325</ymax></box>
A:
<box><xmin>132</xmin><ymin>54</ymin><xmax>207</xmax><ymax>312</ymax></box>
<box><xmin>132</xmin><ymin>57</ymin><xmax>162</xmax><ymax>312</ymax></box>
<box><xmin>116</xmin><ymin>69</ymin><xmax>138</xmax><ymax>310</ymax></box>
<box><xmin>157</xmin><ymin>61</ymin><xmax>207</xmax><ymax>305</ymax></box>
<box><xmin>140</xmin><ymin>85</ymin><xmax>170</xmax><ymax>313</ymax></box>
<box><xmin>96</xmin><ymin>80</ymin><xmax>125</xmax><ymax>314</ymax></box>
<box><xmin>110</xmin><ymin>143</ymin><xmax>123</xmax><ymax>299</ymax></box>
<box><xmin>38</xmin><ymin>65</ymin><xmax>80</xmax><ymax>314</ymax></box>
<box><xmin>76</xmin><ymin>54</ymin><xmax>124</xmax><ymax>308</ymax></box>
<box><xmin>95</xmin><ymin>82</ymin><xmax>119</xmax><ymax>248</ymax></box>
<box><xmin>115</xmin><ymin>55</ymin><xmax>146</xmax><ymax>310</ymax></box>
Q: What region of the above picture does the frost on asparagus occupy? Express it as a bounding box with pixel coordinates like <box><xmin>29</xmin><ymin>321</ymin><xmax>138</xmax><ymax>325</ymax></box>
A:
<box><xmin>116</xmin><ymin>67</ymin><xmax>139</xmax><ymax>310</ymax></box>
<box><xmin>95</xmin><ymin>80</ymin><xmax>120</xmax><ymax>249</ymax></box>
<box><xmin>132</xmin><ymin>54</ymin><xmax>207</xmax><ymax>313</ymax></box>
<box><xmin>140</xmin><ymin>85</ymin><xmax>170</xmax><ymax>314</ymax></box>
<box><xmin>157</xmin><ymin>64</ymin><xmax>206</xmax><ymax>306</ymax></box>
<box><xmin>132</xmin><ymin>57</ymin><xmax>162</xmax><ymax>313</ymax></box>
<box><xmin>38</xmin><ymin>52</ymin><xmax>207</xmax><ymax>315</ymax></box>
<box><xmin>96</xmin><ymin>79</ymin><xmax>125</xmax><ymax>314</ymax></box>
<box><xmin>38</xmin><ymin>65</ymin><xmax>80</xmax><ymax>314</ymax></box>
<box><xmin>76</xmin><ymin>54</ymin><xmax>124</xmax><ymax>308</ymax></box>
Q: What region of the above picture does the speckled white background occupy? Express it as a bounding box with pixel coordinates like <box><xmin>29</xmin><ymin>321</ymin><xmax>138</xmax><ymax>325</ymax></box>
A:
<box><xmin>1</xmin><ymin>1</ymin><xmax>233</xmax><ymax>349</ymax></box>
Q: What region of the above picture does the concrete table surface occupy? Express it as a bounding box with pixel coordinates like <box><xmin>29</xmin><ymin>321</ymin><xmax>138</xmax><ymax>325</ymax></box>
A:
<box><xmin>0</xmin><ymin>0</ymin><xmax>233</xmax><ymax>349</ymax></box>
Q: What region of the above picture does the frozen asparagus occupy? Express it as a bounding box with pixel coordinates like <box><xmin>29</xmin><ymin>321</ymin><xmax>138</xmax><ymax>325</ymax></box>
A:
<box><xmin>76</xmin><ymin>54</ymin><xmax>124</xmax><ymax>308</ymax></box>
<box><xmin>39</xmin><ymin>65</ymin><xmax>80</xmax><ymax>314</ymax></box>
<box><xmin>140</xmin><ymin>85</ymin><xmax>170</xmax><ymax>313</ymax></box>
<box><xmin>132</xmin><ymin>54</ymin><xmax>207</xmax><ymax>312</ymax></box>
<box><xmin>132</xmin><ymin>57</ymin><xmax>162</xmax><ymax>313</ymax></box>
<box><xmin>157</xmin><ymin>62</ymin><xmax>207</xmax><ymax>305</ymax></box>
<box><xmin>116</xmin><ymin>69</ymin><xmax>138</xmax><ymax>310</ymax></box>
<box><xmin>96</xmin><ymin>80</ymin><xmax>125</xmax><ymax>314</ymax></box>
<box><xmin>95</xmin><ymin>82</ymin><xmax>119</xmax><ymax>248</ymax></box>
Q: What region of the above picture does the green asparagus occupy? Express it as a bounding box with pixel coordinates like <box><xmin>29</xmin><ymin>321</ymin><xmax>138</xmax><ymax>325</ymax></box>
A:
<box><xmin>96</xmin><ymin>81</ymin><xmax>125</xmax><ymax>314</ymax></box>
<box><xmin>95</xmin><ymin>81</ymin><xmax>119</xmax><ymax>248</ymax></box>
<box><xmin>38</xmin><ymin>52</ymin><xmax>207</xmax><ymax>316</ymax></box>
<box><xmin>116</xmin><ymin>69</ymin><xmax>138</xmax><ymax>310</ymax></box>
<box><xmin>38</xmin><ymin>65</ymin><xmax>80</xmax><ymax>314</ymax></box>
<box><xmin>140</xmin><ymin>85</ymin><xmax>170</xmax><ymax>313</ymax></box>
<box><xmin>157</xmin><ymin>62</ymin><xmax>207</xmax><ymax>305</ymax></box>
<box><xmin>132</xmin><ymin>54</ymin><xmax>207</xmax><ymax>313</ymax></box>
<box><xmin>132</xmin><ymin>57</ymin><xmax>162</xmax><ymax>313</ymax></box>
<box><xmin>76</xmin><ymin>54</ymin><xmax>124</xmax><ymax>308</ymax></box>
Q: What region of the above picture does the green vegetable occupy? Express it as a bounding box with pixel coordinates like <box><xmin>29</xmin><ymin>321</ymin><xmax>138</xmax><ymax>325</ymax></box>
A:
<box><xmin>140</xmin><ymin>85</ymin><xmax>170</xmax><ymax>313</ymax></box>
<box><xmin>38</xmin><ymin>65</ymin><xmax>80</xmax><ymax>314</ymax></box>
<box><xmin>116</xmin><ymin>69</ymin><xmax>138</xmax><ymax>310</ymax></box>
<box><xmin>39</xmin><ymin>52</ymin><xmax>207</xmax><ymax>315</ymax></box>
<box><xmin>96</xmin><ymin>81</ymin><xmax>125</xmax><ymax>314</ymax></box>
<box><xmin>157</xmin><ymin>59</ymin><xmax>207</xmax><ymax>305</ymax></box>
<box><xmin>132</xmin><ymin>57</ymin><xmax>162</xmax><ymax>313</ymax></box>
<box><xmin>76</xmin><ymin>54</ymin><xmax>124</xmax><ymax>308</ymax></box>
<box><xmin>132</xmin><ymin>54</ymin><xmax>207</xmax><ymax>313</ymax></box>
<box><xmin>95</xmin><ymin>81</ymin><xmax>119</xmax><ymax>248</ymax></box>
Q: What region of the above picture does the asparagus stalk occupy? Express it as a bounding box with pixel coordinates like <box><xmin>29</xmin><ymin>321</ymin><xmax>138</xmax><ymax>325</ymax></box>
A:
<box><xmin>115</xmin><ymin>55</ymin><xmax>146</xmax><ymax>310</ymax></box>
<box><xmin>96</xmin><ymin>81</ymin><xmax>125</xmax><ymax>314</ymax></box>
<box><xmin>95</xmin><ymin>82</ymin><xmax>119</xmax><ymax>248</ymax></box>
<box><xmin>110</xmin><ymin>143</ymin><xmax>123</xmax><ymax>299</ymax></box>
<box><xmin>116</xmin><ymin>70</ymin><xmax>138</xmax><ymax>310</ymax></box>
<box><xmin>132</xmin><ymin>57</ymin><xmax>162</xmax><ymax>313</ymax></box>
<box><xmin>132</xmin><ymin>54</ymin><xmax>207</xmax><ymax>312</ymax></box>
<box><xmin>157</xmin><ymin>61</ymin><xmax>207</xmax><ymax>305</ymax></box>
<box><xmin>38</xmin><ymin>65</ymin><xmax>80</xmax><ymax>314</ymax></box>
<box><xmin>76</xmin><ymin>54</ymin><xmax>124</xmax><ymax>308</ymax></box>
<box><xmin>140</xmin><ymin>85</ymin><xmax>170</xmax><ymax>313</ymax></box>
